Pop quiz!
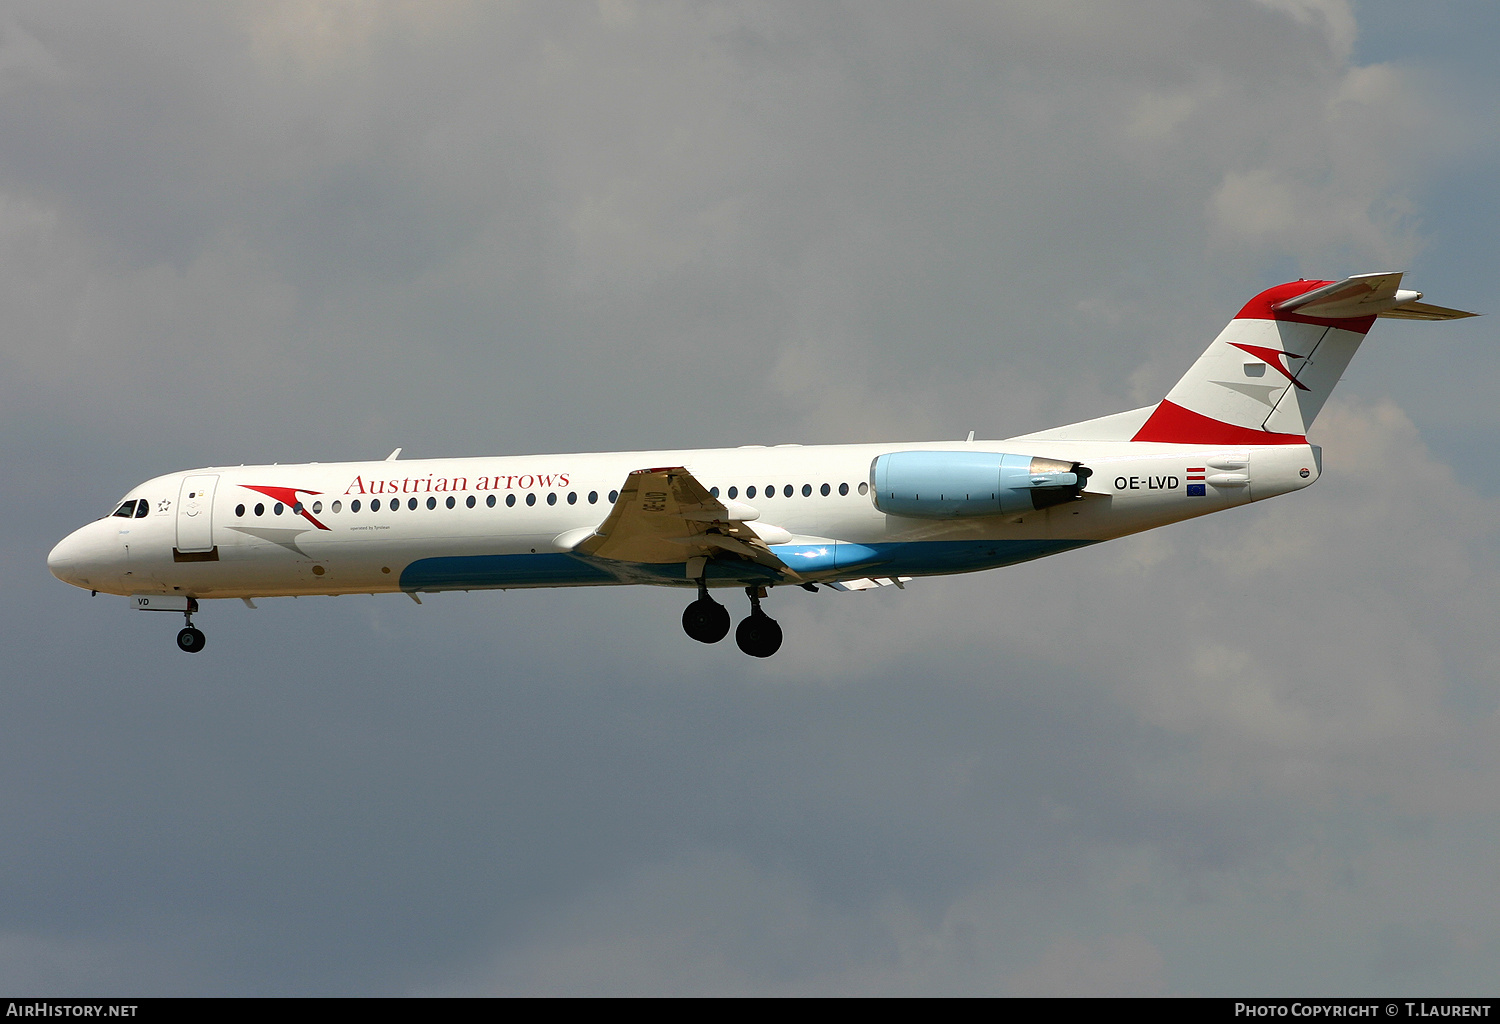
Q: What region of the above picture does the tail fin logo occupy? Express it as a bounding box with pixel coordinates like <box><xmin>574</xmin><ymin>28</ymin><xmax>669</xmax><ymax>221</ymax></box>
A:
<box><xmin>1228</xmin><ymin>343</ymin><xmax>1310</xmax><ymax>390</ymax></box>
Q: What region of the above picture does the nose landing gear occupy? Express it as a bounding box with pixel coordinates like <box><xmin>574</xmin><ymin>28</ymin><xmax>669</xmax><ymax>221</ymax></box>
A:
<box><xmin>735</xmin><ymin>586</ymin><xmax>782</xmax><ymax>658</ymax></box>
<box><xmin>131</xmin><ymin>594</ymin><xmax>207</xmax><ymax>652</ymax></box>
<box><xmin>176</xmin><ymin>598</ymin><xmax>205</xmax><ymax>654</ymax></box>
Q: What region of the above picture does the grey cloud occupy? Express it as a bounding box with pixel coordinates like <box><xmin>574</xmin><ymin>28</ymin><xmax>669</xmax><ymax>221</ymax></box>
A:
<box><xmin>5</xmin><ymin>0</ymin><xmax>1500</xmax><ymax>995</ymax></box>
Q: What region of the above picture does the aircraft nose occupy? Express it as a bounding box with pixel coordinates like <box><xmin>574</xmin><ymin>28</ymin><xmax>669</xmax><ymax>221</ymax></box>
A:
<box><xmin>48</xmin><ymin>533</ymin><xmax>77</xmax><ymax>582</ymax></box>
<box><xmin>48</xmin><ymin>528</ymin><xmax>92</xmax><ymax>587</ymax></box>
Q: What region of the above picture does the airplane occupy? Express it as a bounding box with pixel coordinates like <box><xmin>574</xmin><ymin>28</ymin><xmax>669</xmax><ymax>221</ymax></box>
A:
<box><xmin>47</xmin><ymin>272</ymin><xmax>1475</xmax><ymax>657</ymax></box>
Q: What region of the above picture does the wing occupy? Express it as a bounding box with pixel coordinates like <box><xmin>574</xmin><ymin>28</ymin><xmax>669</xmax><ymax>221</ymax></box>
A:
<box><xmin>567</xmin><ymin>467</ymin><xmax>800</xmax><ymax>580</ymax></box>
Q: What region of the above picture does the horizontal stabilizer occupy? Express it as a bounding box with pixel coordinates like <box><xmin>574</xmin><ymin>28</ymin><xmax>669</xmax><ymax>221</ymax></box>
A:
<box><xmin>1376</xmin><ymin>300</ymin><xmax>1479</xmax><ymax>321</ymax></box>
<box><xmin>1271</xmin><ymin>272</ymin><xmax>1409</xmax><ymax>318</ymax></box>
<box><xmin>1272</xmin><ymin>272</ymin><xmax>1477</xmax><ymax>321</ymax></box>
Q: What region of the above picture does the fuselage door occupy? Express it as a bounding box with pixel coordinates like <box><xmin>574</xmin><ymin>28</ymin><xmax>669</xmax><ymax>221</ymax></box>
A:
<box><xmin>176</xmin><ymin>475</ymin><xmax>219</xmax><ymax>553</ymax></box>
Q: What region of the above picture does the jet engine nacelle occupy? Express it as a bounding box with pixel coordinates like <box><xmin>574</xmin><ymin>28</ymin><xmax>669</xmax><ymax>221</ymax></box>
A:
<box><xmin>871</xmin><ymin>451</ymin><xmax>1088</xmax><ymax>519</ymax></box>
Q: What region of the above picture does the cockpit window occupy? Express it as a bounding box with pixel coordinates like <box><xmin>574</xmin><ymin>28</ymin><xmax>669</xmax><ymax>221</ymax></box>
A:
<box><xmin>112</xmin><ymin>501</ymin><xmax>136</xmax><ymax>518</ymax></box>
<box><xmin>134</xmin><ymin>499</ymin><xmax>148</xmax><ymax>518</ymax></box>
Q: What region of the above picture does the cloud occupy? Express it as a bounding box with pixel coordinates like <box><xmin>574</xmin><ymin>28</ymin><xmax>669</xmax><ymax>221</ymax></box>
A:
<box><xmin>4</xmin><ymin>0</ymin><xmax>1499</xmax><ymax>996</ymax></box>
<box><xmin>1206</xmin><ymin>60</ymin><xmax>1435</xmax><ymax>266</ymax></box>
<box><xmin>1005</xmin><ymin>932</ymin><xmax>1167</xmax><ymax>996</ymax></box>
<box><xmin>423</xmin><ymin>849</ymin><xmax>863</xmax><ymax>996</ymax></box>
<box><xmin>0</xmin><ymin>0</ymin><xmax>1460</xmax><ymax>447</ymax></box>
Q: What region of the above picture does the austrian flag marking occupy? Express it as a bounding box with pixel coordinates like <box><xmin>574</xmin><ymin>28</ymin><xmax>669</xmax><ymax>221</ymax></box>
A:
<box><xmin>1187</xmin><ymin>467</ymin><xmax>1207</xmax><ymax>497</ymax></box>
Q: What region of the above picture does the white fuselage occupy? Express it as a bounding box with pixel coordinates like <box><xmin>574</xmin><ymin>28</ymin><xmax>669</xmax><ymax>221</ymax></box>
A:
<box><xmin>47</xmin><ymin>438</ymin><xmax>1320</xmax><ymax>601</ymax></box>
<box><xmin>48</xmin><ymin>272</ymin><xmax>1460</xmax><ymax>658</ymax></box>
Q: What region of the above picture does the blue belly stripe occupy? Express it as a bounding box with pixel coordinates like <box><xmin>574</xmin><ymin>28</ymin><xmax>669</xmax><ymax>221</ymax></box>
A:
<box><xmin>398</xmin><ymin>538</ymin><xmax>1097</xmax><ymax>591</ymax></box>
<box><xmin>861</xmin><ymin>538</ymin><xmax>1095</xmax><ymax>576</ymax></box>
<box><xmin>400</xmin><ymin>553</ymin><xmax>619</xmax><ymax>589</ymax></box>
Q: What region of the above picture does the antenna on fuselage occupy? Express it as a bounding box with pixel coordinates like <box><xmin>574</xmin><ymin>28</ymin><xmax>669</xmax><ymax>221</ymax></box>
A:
<box><xmin>386</xmin><ymin>448</ymin><xmax>402</xmax><ymax>461</ymax></box>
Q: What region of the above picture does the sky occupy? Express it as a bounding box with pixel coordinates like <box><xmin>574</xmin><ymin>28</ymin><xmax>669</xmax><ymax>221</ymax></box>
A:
<box><xmin>3</xmin><ymin>0</ymin><xmax>1499</xmax><ymax>995</ymax></box>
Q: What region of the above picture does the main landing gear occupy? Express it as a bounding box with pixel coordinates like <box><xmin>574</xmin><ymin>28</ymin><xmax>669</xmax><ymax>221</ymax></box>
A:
<box><xmin>682</xmin><ymin>578</ymin><xmax>732</xmax><ymax>644</ymax></box>
<box><xmin>680</xmin><ymin>583</ymin><xmax>782</xmax><ymax>658</ymax></box>
<box><xmin>176</xmin><ymin>598</ymin><xmax>206</xmax><ymax>654</ymax></box>
<box><xmin>736</xmin><ymin>587</ymin><xmax>782</xmax><ymax>658</ymax></box>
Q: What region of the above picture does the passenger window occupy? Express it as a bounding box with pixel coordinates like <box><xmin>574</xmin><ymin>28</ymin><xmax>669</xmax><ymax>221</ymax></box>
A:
<box><xmin>254</xmin><ymin>503</ymin><xmax>265</xmax><ymax>516</ymax></box>
<box><xmin>588</xmin><ymin>491</ymin><xmax>598</xmax><ymax>504</ymax></box>
<box><xmin>408</xmin><ymin>498</ymin><xmax>418</xmax><ymax>510</ymax></box>
<box><xmin>801</xmin><ymin>484</ymin><xmax>811</xmax><ymax>497</ymax></box>
<box><xmin>332</xmin><ymin>500</ymin><xmax>342</xmax><ymax>513</ymax></box>
<box><xmin>746</xmin><ymin>486</ymin><xmax>757</xmax><ymax>499</ymax></box>
<box><xmin>526</xmin><ymin>493</ymin><xmax>536</xmax><ymax>506</ymax></box>
<box><xmin>858</xmin><ymin>482</ymin><xmax>869</xmax><ymax>495</ymax></box>
<box><xmin>546</xmin><ymin>492</ymin><xmax>557</xmax><ymax>505</ymax></box>
<box><xmin>568</xmin><ymin>492</ymin><xmax>577</xmax><ymax>505</ymax></box>
<box><xmin>820</xmin><ymin>483</ymin><xmax>830</xmax><ymax>496</ymax></box>
<box><xmin>487</xmin><ymin>494</ymin><xmax>497</xmax><ymax>507</ymax></box>
<box><xmin>350</xmin><ymin>499</ymin><xmax>360</xmax><ymax>512</ymax></box>
<box><xmin>505</xmin><ymin>494</ymin><xmax>515</xmax><ymax>507</ymax></box>
<box><xmin>785</xmin><ymin>484</ymin><xmax>794</xmax><ymax>498</ymax></box>
<box><xmin>293</xmin><ymin>502</ymin><xmax>304</xmax><ymax>514</ymax></box>
<box><xmin>312</xmin><ymin>501</ymin><xmax>323</xmax><ymax>514</ymax></box>
<box><xmin>466</xmin><ymin>495</ymin><xmax>475</xmax><ymax>508</ymax></box>
<box><xmin>427</xmin><ymin>497</ymin><xmax>437</xmax><ymax>510</ymax></box>
<box><xmin>609</xmin><ymin>490</ymin><xmax>619</xmax><ymax>503</ymax></box>
<box><xmin>234</xmin><ymin>503</ymin><xmax>245</xmax><ymax>517</ymax></box>
<box><xmin>839</xmin><ymin>483</ymin><xmax>849</xmax><ymax>496</ymax></box>
<box><xmin>274</xmin><ymin>503</ymin><xmax>284</xmax><ymax>515</ymax></box>
<box><xmin>764</xmin><ymin>485</ymin><xmax>774</xmax><ymax>499</ymax></box>
<box><xmin>447</xmin><ymin>496</ymin><xmax>456</xmax><ymax>509</ymax></box>
<box><xmin>710</xmin><ymin>487</ymin><xmax>719</xmax><ymax>498</ymax></box>
<box><xmin>371</xmin><ymin>499</ymin><xmax>381</xmax><ymax>511</ymax></box>
<box><xmin>728</xmin><ymin>486</ymin><xmax>738</xmax><ymax>499</ymax></box>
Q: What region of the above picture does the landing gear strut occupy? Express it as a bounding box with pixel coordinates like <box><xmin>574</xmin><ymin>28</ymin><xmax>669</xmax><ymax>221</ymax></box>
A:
<box><xmin>682</xmin><ymin>578</ymin><xmax>731</xmax><ymax>644</ymax></box>
<box><xmin>735</xmin><ymin>586</ymin><xmax>782</xmax><ymax>658</ymax></box>
<box><xmin>176</xmin><ymin>598</ymin><xmax>205</xmax><ymax>654</ymax></box>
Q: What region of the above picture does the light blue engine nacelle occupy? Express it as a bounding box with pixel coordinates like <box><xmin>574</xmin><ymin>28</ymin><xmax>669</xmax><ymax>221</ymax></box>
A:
<box><xmin>870</xmin><ymin>451</ymin><xmax>1089</xmax><ymax>519</ymax></box>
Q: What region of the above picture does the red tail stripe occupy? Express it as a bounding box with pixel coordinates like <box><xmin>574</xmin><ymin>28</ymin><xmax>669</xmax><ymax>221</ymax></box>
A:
<box><xmin>1132</xmin><ymin>400</ymin><xmax>1307</xmax><ymax>445</ymax></box>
